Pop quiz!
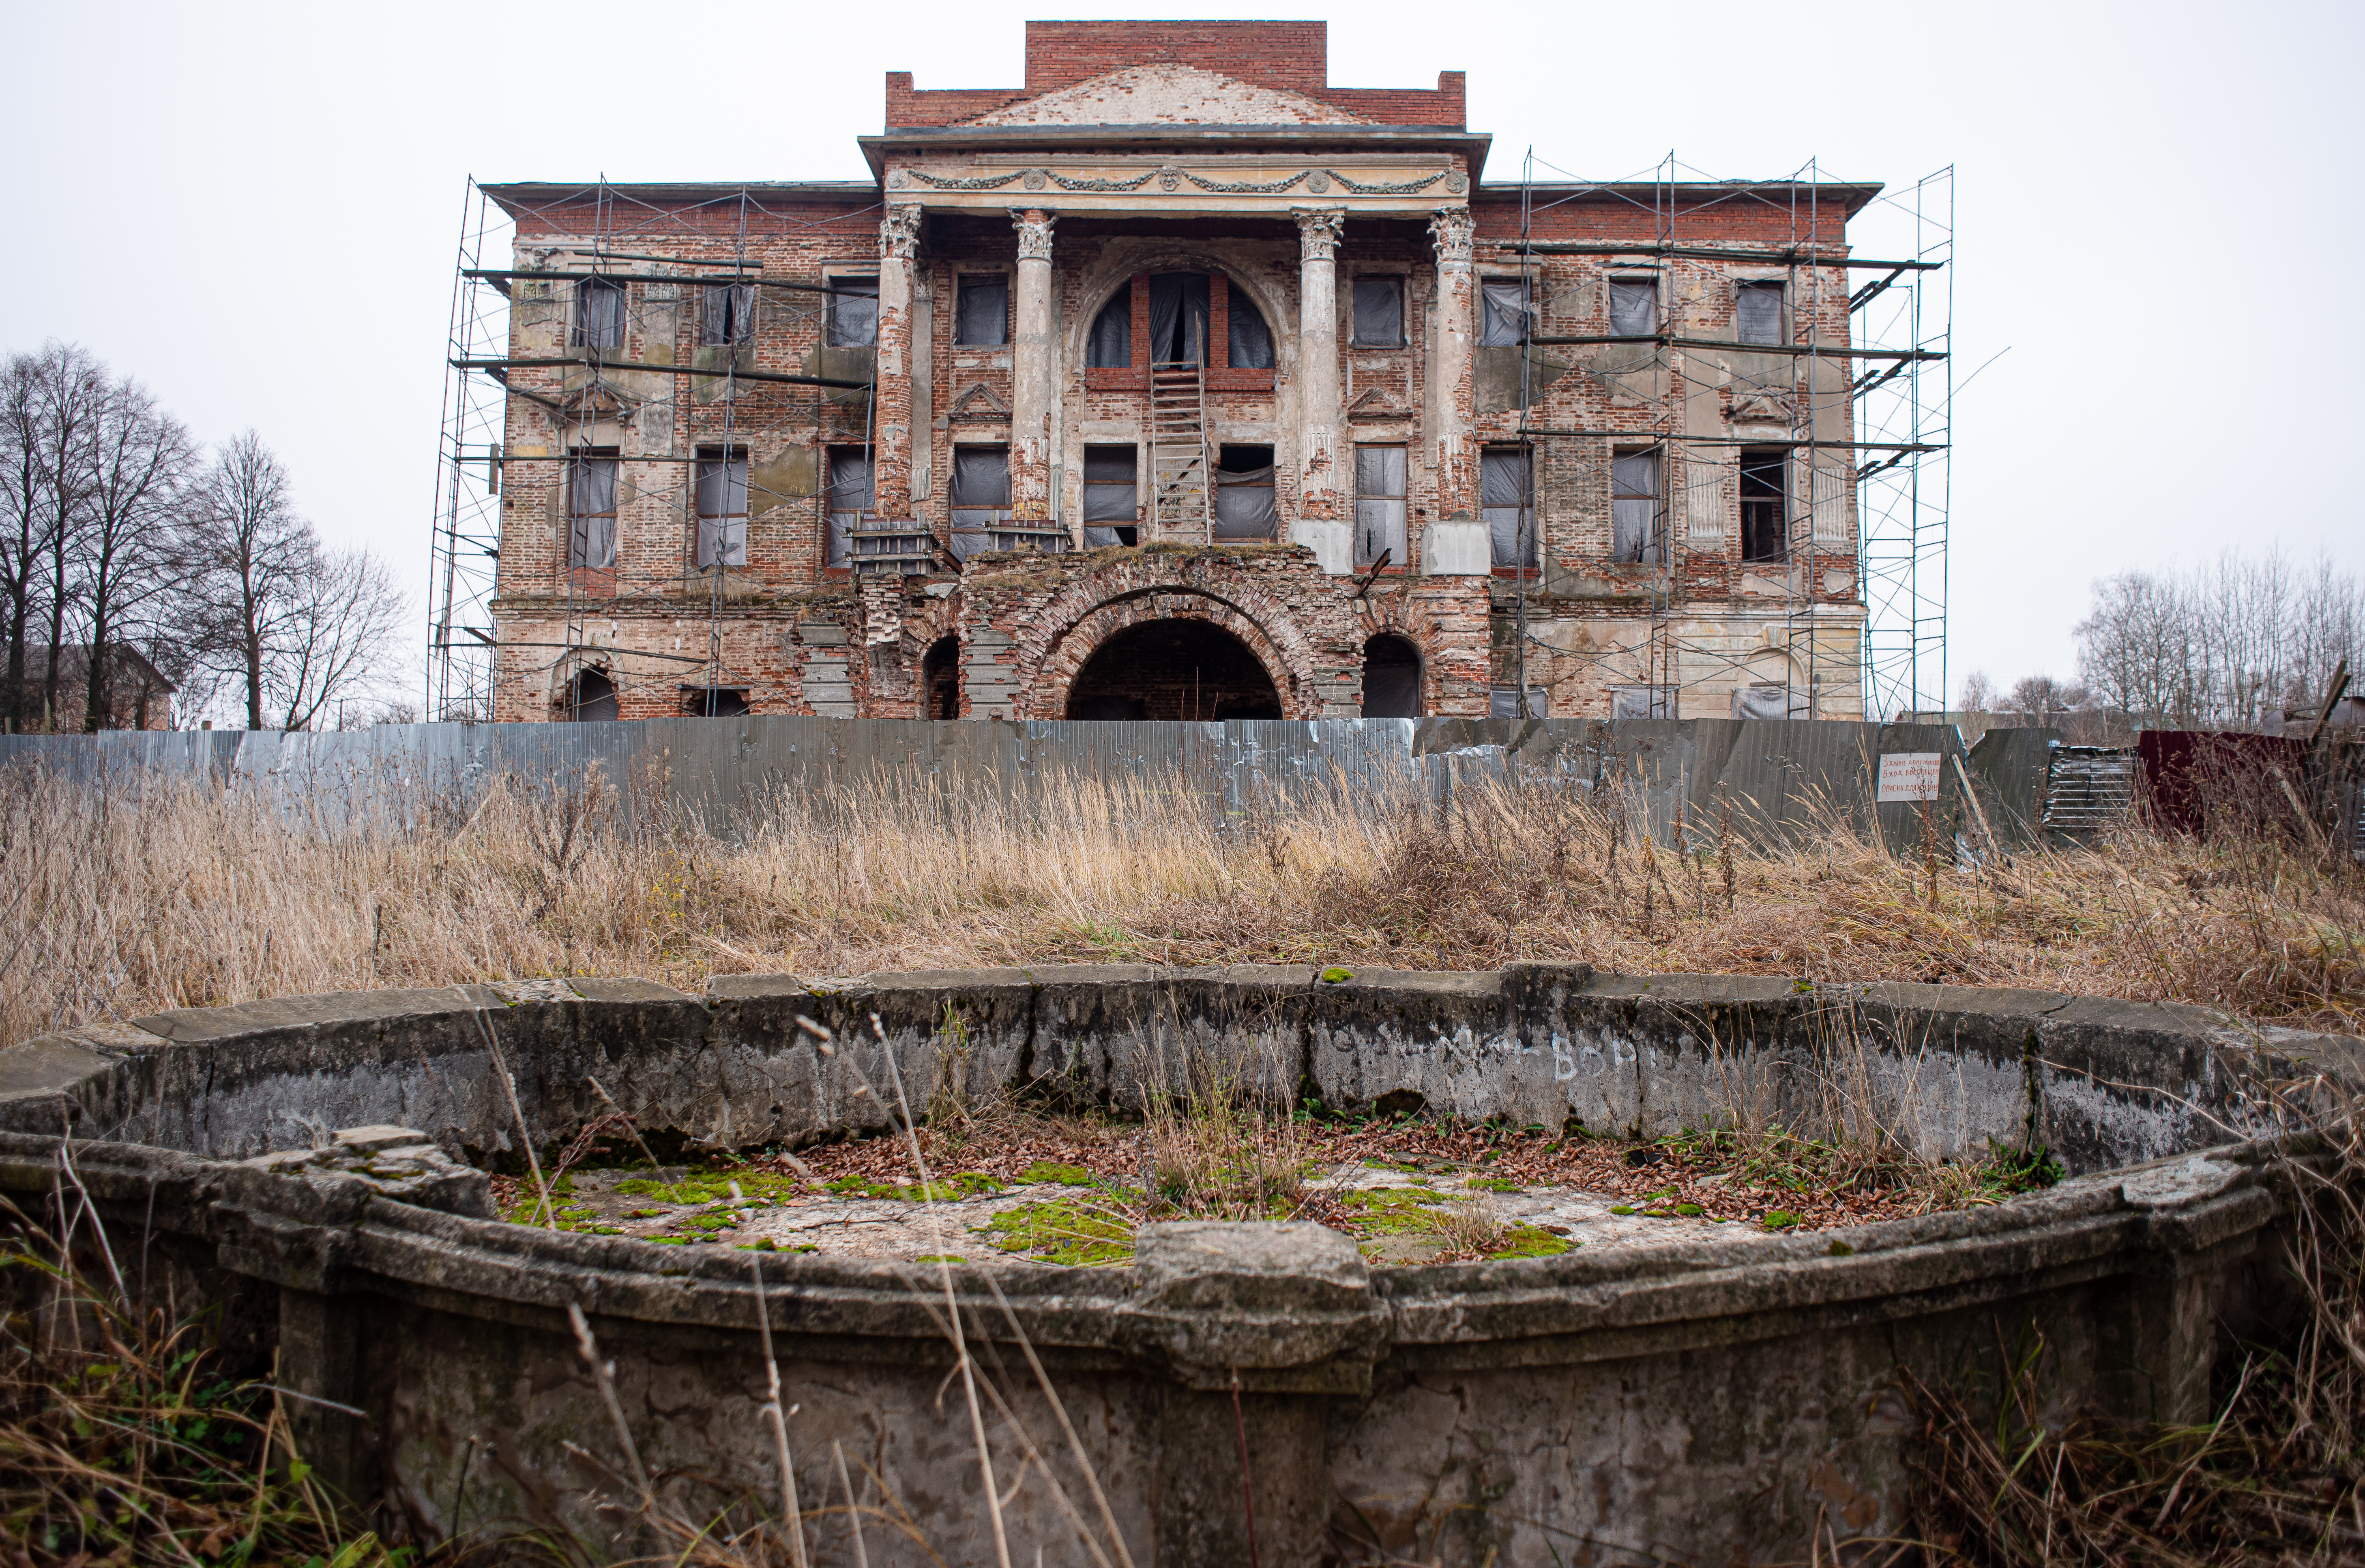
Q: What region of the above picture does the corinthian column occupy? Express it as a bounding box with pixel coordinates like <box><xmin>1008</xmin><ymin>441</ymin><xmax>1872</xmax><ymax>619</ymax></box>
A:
<box><xmin>1008</xmin><ymin>208</ymin><xmax>1060</xmax><ymax>528</ymax></box>
<box><xmin>872</xmin><ymin>203</ymin><xmax>923</xmax><ymax>519</ymax></box>
<box><xmin>1290</xmin><ymin>206</ymin><xmax>1348</xmax><ymax>573</ymax></box>
<box><xmin>1422</xmin><ymin>206</ymin><xmax>1487</xmax><ymax>574</ymax></box>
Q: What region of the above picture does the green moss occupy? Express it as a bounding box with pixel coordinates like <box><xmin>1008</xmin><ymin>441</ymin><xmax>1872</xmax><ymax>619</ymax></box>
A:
<box><xmin>914</xmin><ymin>1255</ymin><xmax>962</xmax><ymax>1264</ymax></box>
<box><xmin>1673</xmin><ymin>1202</ymin><xmax>1705</xmax><ymax>1217</ymax></box>
<box><xmin>984</xmin><ymin>1200</ymin><xmax>1136</xmax><ymax>1266</ymax></box>
<box><xmin>1018</xmin><ymin>1161</ymin><xmax>1097</xmax><ymax>1187</ymax></box>
<box><xmin>1761</xmin><ymin>1210</ymin><xmax>1802</xmax><ymax>1230</ymax></box>
<box><xmin>1467</xmin><ymin>1177</ymin><xmax>1523</xmax><ymax>1194</ymax></box>
<box><xmin>1610</xmin><ymin>1205</ymin><xmax>1636</xmax><ymax>1216</ymax></box>
<box><xmin>1486</xmin><ymin>1225</ymin><xmax>1575</xmax><ymax>1259</ymax></box>
<box><xmin>826</xmin><ymin>1171</ymin><xmax>1003</xmax><ymax>1203</ymax></box>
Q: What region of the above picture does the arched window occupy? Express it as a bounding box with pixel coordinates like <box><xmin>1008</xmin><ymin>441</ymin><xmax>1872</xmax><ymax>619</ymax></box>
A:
<box><xmin>564</xmin><ymin>668</ymin><xmax>618</xmax><ymax>722</ymax></box>
<box><xmin>1087</xmin><ymin>293</ymin><xmax>1130</xmax><ymax>368</ymax></box>
<box><xmin>1228</xmin><ymin>290</ymin><xmax>1274</xmax><ymax>369</ymax></box>
<box><xmin>1086</xmin><ymin>273</ymin><xmax>1274</xmax><ymax>370</ymax></box>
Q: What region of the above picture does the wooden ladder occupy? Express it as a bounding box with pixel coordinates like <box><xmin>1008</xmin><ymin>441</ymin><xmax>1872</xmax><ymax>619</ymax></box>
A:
<box><xmin>1149</xmin><ymin>361</ymin><xmax>1210</xmax><ymax>541</ymax></box>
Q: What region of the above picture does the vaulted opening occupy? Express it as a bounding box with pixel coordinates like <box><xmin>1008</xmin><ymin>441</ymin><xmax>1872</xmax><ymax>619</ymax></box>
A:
<box><xmin>1361</xmin><ymin>634</ymin><xmax>1423</xmax><ymax>718</ymax></box>
<box><xmin>1064</xmin><ymin>618</ymin><xmax>1282</xmax><ymax>722</ymax></box>
<box><xmin>921</xmin><ymin>636</ymin><xmax>961</xmax><ymax>720</ymax></box>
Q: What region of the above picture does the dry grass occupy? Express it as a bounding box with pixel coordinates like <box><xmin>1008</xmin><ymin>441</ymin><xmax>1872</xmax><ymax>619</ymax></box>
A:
<box><xmin>0</xmin><ymin>755</ymin><xmax>2359</xmax><ymax>1051</ymax></box>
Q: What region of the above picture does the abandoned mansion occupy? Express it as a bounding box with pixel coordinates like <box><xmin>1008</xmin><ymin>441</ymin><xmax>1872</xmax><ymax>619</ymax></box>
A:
<box><xmin>465</xmin><ymin>21</ymin><xmax>1935</xmax><ymax>724</ymax></box>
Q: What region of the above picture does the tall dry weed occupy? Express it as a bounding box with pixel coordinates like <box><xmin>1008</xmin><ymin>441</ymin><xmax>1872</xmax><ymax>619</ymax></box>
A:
<box><xmin>0</xmin><ymin>756</ymin><xmax>2357</xmax><ymax>1050</ymax></box>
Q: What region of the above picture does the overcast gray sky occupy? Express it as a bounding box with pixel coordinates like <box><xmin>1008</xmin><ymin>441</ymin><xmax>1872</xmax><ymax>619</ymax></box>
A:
<box><xmin>5</xmin><ymin>0</ymin><xmax>2358</xmax><ymax>712</ymax></box>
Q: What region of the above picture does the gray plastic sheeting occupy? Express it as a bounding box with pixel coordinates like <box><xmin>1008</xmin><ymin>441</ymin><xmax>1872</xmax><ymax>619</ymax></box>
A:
<box><xmin>0</xmin><ymin>717</ymin><xmax>2019</xmax><ymax>854</ymax></box>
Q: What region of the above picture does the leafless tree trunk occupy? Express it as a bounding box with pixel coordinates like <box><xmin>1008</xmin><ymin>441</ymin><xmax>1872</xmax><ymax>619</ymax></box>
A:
<box><xmin>180</xmin><ymin>432</ymin><xmax>309</xmax><ymax>730</ymax></box>
<box><xmin>77</xmin><ymin>375</ymin><xmax>194</xmax><ymax>731</ymax></box>
<box><xmin>0</xmin><ymin>345</ymin><xmax>105</xmax><ymax>732</ymax></box>
<box><xmin>265</xmin><ymin>544</ymin><xmax>406</xmax><ymax>732</ymax></box>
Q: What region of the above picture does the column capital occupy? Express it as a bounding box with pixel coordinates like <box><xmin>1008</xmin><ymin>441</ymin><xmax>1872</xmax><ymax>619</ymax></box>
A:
<box><xmin>1009</xmin><ymin>208</ymin><xmax>1056</xmax><ymax>262</ymax></box>
<box><xmin>880</xmin><ymin>204</ymin><xmax>924</xmax><ymax>260</ymax></box>
<box><xmin>1428</xmin><ymin>207</ymin><xmax>1476</xmax><ymax>266</ymax></box>
<box><xmin>1291</xmin><ymin>206</ymin><xmax>1346</xmax><ymax>261</ymax></box>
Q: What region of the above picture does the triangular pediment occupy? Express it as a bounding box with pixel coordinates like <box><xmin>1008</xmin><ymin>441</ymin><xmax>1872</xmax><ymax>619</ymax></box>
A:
<box><xmin>964</xmin><ymin>64</ymin><xmax>1369</xmax><ymax>127</ymax></box>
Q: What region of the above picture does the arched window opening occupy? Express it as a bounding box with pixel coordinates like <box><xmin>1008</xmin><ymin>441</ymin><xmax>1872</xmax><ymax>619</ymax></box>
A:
<box><xmin>1087</xmin><ymin>293</ymin><xmax>1130</xmax><ymax>368</ymax></box>
<box><xmin>1228</xmin><ymin>290</ymin><xmax>1274</xmax><ymax>369</ymax></box>
<box><xmin>1361</xmin><ymin>635</ymin><xmax>1423</xmax><ymax>719</ymax></box>
<box><xmin>1066</xmin><ymin>618</ymin><xmax>1281</xmax><ymax>722</ymax></box>
<box><xmin>684</xmin><ymin>686</ymin><xmax>751</xmax><ymax>718</ymax></box>
<box><xmin>1088</xmin><ymin>272</ymin><xmax>1274</xmax><ymax>371</ymax></box>
<box><xmin>921</xmin><ymin>637</ymin><xmax>961</xmax><ymax>720</ymax></box>
<box><xmin>563</xmin><ymin>667</ymin><xmax>618</xmax><ymax>722</ymax></box>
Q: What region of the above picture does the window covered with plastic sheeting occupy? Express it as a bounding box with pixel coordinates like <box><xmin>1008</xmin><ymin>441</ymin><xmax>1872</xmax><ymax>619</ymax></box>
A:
<box><xmin>573</xmin><ymin>280</ymin><xmax>626</xmax><ymax>349</ymax></box>
<box><xmin>955</xmin><ymin>275</ymin><xmax>1009</xmax><ymax>346</ymax></box>
<box><xmin>1088</xmin><ymin>291</ymin><xmax>1132</xmax><ymax>368</ymax></box>
<box><xmin>1148</xmin><ymin>272</ymin><xmax>1209</xmax><ymax>365</ymax></box>
<box><xmin>1491</xmin><ymin>686</ymin><xmax>1550</xmax><ymax>719</ymax></box>
<box><xmin>692</xmin><ymin>452</ymin><xmax>747</xmax><ymax>568</ymax></box>
<box><xmin>1227</xmin><ymin>289</ymin><xmax>1275</xmax><ymax>369</ymax></box>
<box><xmin>1479</xmin><ymin>279</ymin><xmax>1531</xmax><ymax>347</ymax></box>
<box><xmin>1354</xmin><ymin>445</ymin><xmax>1406</xmax><ymax>569</ymax></box>
<box><xmin>1082</xmin><ymin>446</ymin><xmax>1138</xmax><ymax>547</ymax></box>
<box><xmin>1733</xmin><ymin>683</ymin><xmax>1809</xmax><ymax>720</ymax></box>
<box><xmin>1352</xmin><ymin>277</ymin><xmax>1404</xmax><ymax>347</ymax></box>
<box><xmin>695</xmin><ymin>451</ymin><xmax>748</xmax><ymax>568</ymax></box>
<box><xmin>1735</xmin><ymin>281</ymin><xmax>1783</xmax><ymax>346</ymax></box>
<box><xmin>1213</xmin><ymin>446</ymin><xmax>1277</xmax><ymax>541</ymax></box>
<box><xmin>1481</xmin><ymin>448</ymin><xmax>1534</xmax><ymax>568</ymax></box>
<box><xmin>947</xmin><ymin>446</ymin><xmax>1010</xmax><ymax>562</ymax></box>
<box><xmin>700</xmin><ymin>284</ymin><xmax>754</xmax><ymax>347</ymax></box>
<box><xmin>825</xmin><ymin>448</ymin><xmax>873</xmax><ymax>570</ymax></box>
<box><xmin>1608</xmin><ymin>278</ymin><xmax>1658</xmax><ymax>337</ymax></box>
<box><xmin>567</xmin><ymin>453</ymin><xmax>618</xmax><ymax>568</ymax></box>
<box><xmin>1610</xmin><ymin>686</ymin><xmax>1674</xmax><ymax>720</ymax></box>
<box><xmin>827</xmin><ymin>279</ymin><xmax>878</xmax><ymax>347</ymax></box>
<box><xmin>1612</xmin><ymin>448</ymin><xmax>1661</xmax><ymax>564</ymax></box>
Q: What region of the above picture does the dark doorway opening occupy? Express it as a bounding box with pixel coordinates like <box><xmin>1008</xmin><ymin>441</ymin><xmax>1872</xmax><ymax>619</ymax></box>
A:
<box><xmin>1740</xmin><ymin>449</ymin><xmax>1788</xmax><ymax>563</ymax></box>
<box><xmin>1065</xmin><ymin>618</ymin><xmax>1281</xmax><ymax>721</ymax></box>
<box><xmin>1361</xmin><ymin>634</ymin><xmax>1423</xmax><ymax>718</ymax></box>
<box><xmin>563</xmin><ymin>668</ymin><xmax>618</xmax><ymax>722</ymax></box>
<box><xmin>684</xmin><ymin>686</ymin><xmax>751</xmax><ymax>717</ymax></box>
<box><xmin>921</xmin><ymin>636</ymin><xmax>961</xmax><ymax>720</ymax></box>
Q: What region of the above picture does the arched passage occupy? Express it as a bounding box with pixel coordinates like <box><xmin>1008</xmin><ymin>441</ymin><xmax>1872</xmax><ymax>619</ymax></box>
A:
<box><xmin>562</xmin><ymin>667</ymin><xmax>617</xmax><ymax>722</ymax></box>
<box><xmin>1065</xmin><ymin>619</ymin><xmax>1282</xmax><ymax>721</ymax></box>
<box><xmin>920</xmin><ymin>636</ymin><xmax>961</xmax><ymax>720</ymax></box>
<box><xmin>1361</xmin><ymin>634</ymin><xmax>1423</xmax><ymax>718</ymax></box>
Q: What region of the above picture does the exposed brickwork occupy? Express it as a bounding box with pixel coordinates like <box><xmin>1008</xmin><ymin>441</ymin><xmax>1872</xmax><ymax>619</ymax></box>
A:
<box><xmin>479</xmin><ymin>24</ymin><xmax>1874</xmax><ymax>729</ymax></box>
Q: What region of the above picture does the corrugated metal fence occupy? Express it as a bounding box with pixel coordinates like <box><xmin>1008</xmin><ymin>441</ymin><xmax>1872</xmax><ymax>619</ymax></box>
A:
<box><xmin>0</xmin><ymin>717</ymin><xmax>2045</xmax><ymax>854</ymax></box>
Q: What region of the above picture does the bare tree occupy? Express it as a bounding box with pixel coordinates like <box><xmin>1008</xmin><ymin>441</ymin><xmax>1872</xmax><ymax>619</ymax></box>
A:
<box><xmin>75</xmin><ymin>374</ymin><xmax>195</xmax><ymax>732</ymax></box>
<box><xmin>2007</xmin><ymin>674</ymin><xmax>2085</xmax><ymax>729</ymax></box>
<box><xmin>0</xmin><ymin>345</ymin><xmax>107</xmax><ymax>731</ymax></box>
<box><xmin>263</xmin><ymin>543</ymin><xmax>406</xmax><ymax>731</ymax></box>
<box><xmin>2075</xmin><ymin>549</ymin><xmax>2363</xmax><ymax>731</ymax></box>
<box><xmin>179</xmin><ymin>432</ymin><xmax>311</xmax><ymax>730</ymax></box>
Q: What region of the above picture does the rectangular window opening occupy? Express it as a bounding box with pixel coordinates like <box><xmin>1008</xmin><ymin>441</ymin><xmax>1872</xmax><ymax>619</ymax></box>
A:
<box><xmin>1082</xmin><ymin>445</ymin><xmax>1139</xmax><ymax>548</ymax></box>
<box><xmin>695</xmin><ymin>447</ymin><xmax>749</xmax><ymax>568</ymax></box>
<box><xmin>1353</xmin><ymin>445</ymin><xmax>1407</xmax><ymax>570</ymax></box>
<box><xmin>1740</xmin><ymin>448</ymin><xmax>1788</xmax><ymax>562</ymax></box>
<box><xmin>1608</xmin><ymin>277</ymin><xmax>1659</xmax><ymax>337</ymax></box>
<box><xmin>573</xmin><ymin>279</ymin><xmax>626</xmax><ymax>349</ymax></box>
<box><xmin>1479</xmin><ymin>279</ymin><xmax>1532</xmax><ymax>347</ymax></box>
<box><xmin>948</xmin><ymin>445</ymin><xmax>1011</xmax><ymax>561</ymax></box>
<box><xmin>955</xmin><ymin>274</ymin><xmax>1009</xmax><ymax>347</ymax></box>
<box><xmin>1214</xmin><ymin>445</ymin><xmax>1277</xmax><ymax>541</ymax></box>
<box><xmin>700</xmin><ymin>283</ymin><xmax>754</xmax><ymax>347</ymax></box>
<box><xmin>1735</xmin><ymin>281</ymin><xmax>1783</xmax><ymax>347</ymax></box>
<box><xmin>1481</xmin><ymin>447</ymin><xmax>1535</xmax><ymax>569</ymax></box>
<box><xmin>567</xmin><ymin>449</ymin><xmax>620</xmax><ymax>568</ymax></box>
<box><xmin>824</xmin><ymin>446</ymin><xmax>873</xmax><ymax>569</ymax></box>
<box><xmin>827</xmin><ymin>277</ymin><xmax>879</xmax><ymax>347</ymax></box>
<box><xmin>1612</xmin><ymin>447</ymin><xmax>1661</xmax><ymax>565</ymax></box>
<box><xmin>1351</xmin><ymin>277</ymin><xmax>1405</xmax><ymax>348</ymax></box>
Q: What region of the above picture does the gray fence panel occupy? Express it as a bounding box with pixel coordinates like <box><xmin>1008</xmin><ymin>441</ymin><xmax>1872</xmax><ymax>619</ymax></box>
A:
<box><xmin>0</xmin><ymin>718</ymin><xmax>2055</xmax><ymax>856</ymax></box>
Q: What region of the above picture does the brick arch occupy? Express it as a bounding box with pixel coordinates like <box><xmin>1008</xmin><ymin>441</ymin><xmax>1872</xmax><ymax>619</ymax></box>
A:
<box><xmin>1355</xmin><ymin>595</ymin><xmax>1453</xmax><ymax>717</ymax></box>
<box><xmin>1019</xmin><ymin>568</ymin><xmax>1326</xmax><ymax>719</ymax></box>
<box><xmin>897</xmin><ymin>594</ymin><xmax>966</xmax><ymax>717</ymax></box>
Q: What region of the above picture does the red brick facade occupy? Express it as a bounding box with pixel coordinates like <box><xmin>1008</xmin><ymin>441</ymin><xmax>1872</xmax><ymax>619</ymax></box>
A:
<box><xmin>483</xmin><ymin>21</ymin><xmax>1876</xmax><ymax>726</ymax></box>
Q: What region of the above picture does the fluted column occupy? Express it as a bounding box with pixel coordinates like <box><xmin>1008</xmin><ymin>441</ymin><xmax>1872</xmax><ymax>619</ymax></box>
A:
<box><xmin>872</xmin><ymin>203</ymin><xmax>923</xmax><ymax>518</ymax></box>
<box><xmin>1289</xmin><ymin>206</ymin><xmax>1349</xmax><ymax>573</ymax></box>
<box><xmin>1009</xmin><ymin>208</ymin><xmax>1060</xmax><ymax>527</ymax></box>
<box><xmin>1422</xmin><ymin>206</ymin><xmax>1486</xmax><ymax>574</ymax></box>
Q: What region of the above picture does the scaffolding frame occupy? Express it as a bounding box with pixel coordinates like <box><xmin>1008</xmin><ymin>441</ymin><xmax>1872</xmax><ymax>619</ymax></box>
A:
<box><xmin>1504</xmin><ymin>156</ymin><xmax>1953</xmax><ymax>722</ymax></box>
<box><xmin>426</xmin><ymin>178</ymin><xmax>875</xmax><ymax>723</ymax></box>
